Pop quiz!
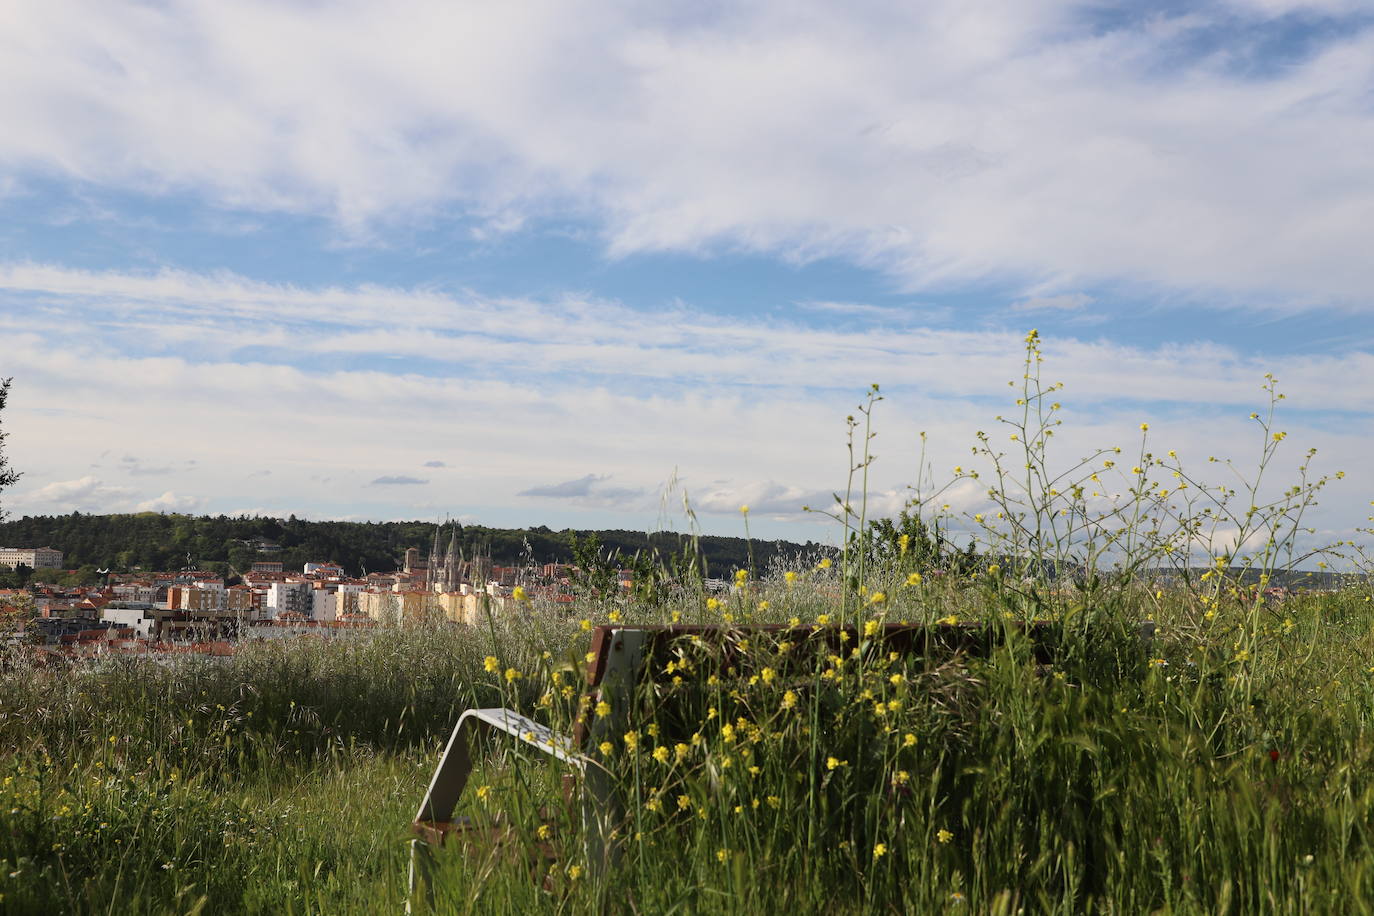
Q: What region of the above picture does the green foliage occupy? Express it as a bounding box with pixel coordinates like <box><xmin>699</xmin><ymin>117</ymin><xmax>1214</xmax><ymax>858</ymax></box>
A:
<box><xmin>0</xmin><ymin>513</ymin><xmax>817</xmax><ymax>578</ymax></box>
<box><xmin>0</xmin><ymin>377</ymin><xmax>19</xmax><ymax>522</ymax></box>
<box><xmin>1</xmin><ymin>337</ymin><xmax>1369</xmax><ymax>913</ymax></box>
<box><xmin>4</xmin><ymin>583</ymin><xmax>1374</xmax><ymax>913</ymax></box>
<box><xmin>862</xmin><ymin>509</ymin><xmax>979</xmax><ymax>579</ymax></box>
<box><xmin>568</xmin><ymin>531</ymin><xmax>619</xmax><ymax>598</ymax></box>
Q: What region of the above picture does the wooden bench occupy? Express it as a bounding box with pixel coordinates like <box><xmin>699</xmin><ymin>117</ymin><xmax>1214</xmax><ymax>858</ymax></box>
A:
<box><xmin>408</xmin><ymin>620</ymin><xmax>1059</xmax><ymax>904</ymax></box>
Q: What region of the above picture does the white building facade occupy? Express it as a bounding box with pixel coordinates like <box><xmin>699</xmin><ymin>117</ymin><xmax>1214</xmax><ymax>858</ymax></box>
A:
<box><xmin>0</xmin><ymin>547</ymin><xmax>63</xmax><ymax>569</ymax></box>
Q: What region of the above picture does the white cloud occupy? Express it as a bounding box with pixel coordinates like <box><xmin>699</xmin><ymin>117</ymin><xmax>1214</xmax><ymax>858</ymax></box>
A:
<box><xmin>15</xmin><ymin>476</ymin><xmax>135</xmax><ymax>512</ymax></box>
<box><xmin>519</xmin><ymin>474</ymin><xmax>647</xmax><ymax>509</ymax></box>
<box><xmin>1</xmin><ymin>3</ymin><xmax>1373</xmax><ymax>305</ymax></box>
<box><xmin>0</xmin><ymin>264</ymin><xmax>1369</xmax><ymax>551</ymax></box>
<box><xmin>1010</xmin><ymin>293</ymin><xmax>1094</xmax><ymax>313</ymax></box>
<box><xmin>135</xmin><ymin>491</ymin><xmax>204</xmax><ymax>513</ymax></box>
<box><xmin>3</xmin><ymin>263</ymin><xmax>1372</xmax><ymax>413</ymax></box>
<box><xmin>794</xmin><ymin>301</ymin><xmax>916</xmax><ymax>321</ymax></box>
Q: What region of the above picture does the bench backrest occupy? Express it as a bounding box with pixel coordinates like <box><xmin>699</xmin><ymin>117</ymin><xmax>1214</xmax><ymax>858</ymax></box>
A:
<box><xmin>573</xmin><ymin>621</ymin><xmax>1058</xmax><ymax>750</ymax></box>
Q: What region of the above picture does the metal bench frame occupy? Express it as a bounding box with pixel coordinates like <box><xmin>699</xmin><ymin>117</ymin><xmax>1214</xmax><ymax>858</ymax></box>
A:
<box><xmin>409</xmin><ymin>628</ymin><xmax>650</xmax><ymax>906</ymax></box>
<box><xmin>407</xmin><ymin>620</ymin><xmax>1071</xmax><ymax>906</ymax></box>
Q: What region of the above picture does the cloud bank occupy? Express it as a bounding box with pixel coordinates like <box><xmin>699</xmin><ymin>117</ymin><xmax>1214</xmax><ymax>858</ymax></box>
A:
<box><xmin>0</xmin><ymin>264</ymin><xmax>1367</xmax><ymax>545</ymax></box>
<box><xmin>2</xmin><ymin>2</ymin><xmax>1373</xmax><ymax>306</ymax></box>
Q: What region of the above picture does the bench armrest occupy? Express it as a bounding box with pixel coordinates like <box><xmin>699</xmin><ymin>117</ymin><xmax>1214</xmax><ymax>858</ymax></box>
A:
<box><xmin>414</xmin><ymin>707</ymin><xmax>583</xmax><ymax>827</ymax></box>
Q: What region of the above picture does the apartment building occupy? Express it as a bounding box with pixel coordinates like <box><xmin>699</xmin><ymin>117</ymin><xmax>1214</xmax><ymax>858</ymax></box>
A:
<box><xmin>265</xmin><ymin>580</ymin><xmax>313</xmax><ymax>618</ymax></box>
<box><xmin>0</xmin><ymin>547</ymin><xmax>64</xmax><ymax>569</ymax></box>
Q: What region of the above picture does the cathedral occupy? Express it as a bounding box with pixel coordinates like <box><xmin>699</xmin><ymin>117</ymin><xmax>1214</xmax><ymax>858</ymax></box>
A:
<box><xmin>423</xmin><ymin>524</ymin><xmax>463</xmax><ymax>593</ymax></box>
<box><xmin>400</xmin><ymin>521</ymin><xmax>494</xmax><ymax>593</ymax></box>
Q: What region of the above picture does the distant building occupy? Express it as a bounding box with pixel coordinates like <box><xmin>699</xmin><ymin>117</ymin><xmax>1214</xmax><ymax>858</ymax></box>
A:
<box><xmin>113</xmin><ymin>582</ymin><xmax>163</xmax><ymax>605</ymax></box>
<box><xmin>311</xmin><ymin>589</ymin><xmax>337</xmax><ymax>621</ymax></box>
<box><xmin>101</xmin><ymin>602</ymin><xmax>158</xmax><ymax>639</ymax></box>
<box><xmin>358</xmin><ymin>590</ymin><xmax>438</xmax><ymax>624</ymax></box>
<box><xmin>251</xmin><ymin>560</ymin><xmax>285</xmax><ymax>574</ymax></box>
<box><xmin>226</xmin><ymin>585</ymin><xmax>255</xmax><ymax>612</ymax></box>
<box><xmin>0</xmin><ymin>547</ymin><xmax>63</xmax><ymax>569</ymax></box>
<box><xmin>265</xmin><ymin>581</ymin><xmax>313</xmax><ymax>618</ymax></box>
<box><xmin>172</xmin><ymin>587</ymin><xmax>222</xmax><ymax>612</ymax></box>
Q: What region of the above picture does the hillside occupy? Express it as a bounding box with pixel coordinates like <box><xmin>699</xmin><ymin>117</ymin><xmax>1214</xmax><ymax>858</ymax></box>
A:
<box><xmin>0</xmin><ymin>512</ymin><xmax>827</xmax><ymax>578</ymax></box>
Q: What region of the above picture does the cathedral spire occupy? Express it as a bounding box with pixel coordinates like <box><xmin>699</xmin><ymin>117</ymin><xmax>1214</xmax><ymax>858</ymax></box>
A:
<box><xmin>425</xmin><ymin>523</ymin><xmax>441</xmax><ymax>592</ymax></box>
<box><xmin>444</xmin><ymin>526</ymin><xmax>459</xmax><ymax>592</ymax></box>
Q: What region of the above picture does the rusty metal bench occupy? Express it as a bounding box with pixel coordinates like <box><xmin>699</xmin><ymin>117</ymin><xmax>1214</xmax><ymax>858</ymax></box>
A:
<box><xmin>408</xmin><ymin>620</ymin><xmax>1059</xmax><ymax>905</ymax></box>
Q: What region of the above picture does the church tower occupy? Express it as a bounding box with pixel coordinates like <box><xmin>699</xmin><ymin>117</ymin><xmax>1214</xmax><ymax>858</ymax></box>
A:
<box><xmin>443</xmin><ymin>527</ymin><xmax>459</xmax><ymax>593</ymax></box>
<box><xmin>425</xmin><ymin>525</ymin><xmax>441</xmax><ymax>592</ymax></box>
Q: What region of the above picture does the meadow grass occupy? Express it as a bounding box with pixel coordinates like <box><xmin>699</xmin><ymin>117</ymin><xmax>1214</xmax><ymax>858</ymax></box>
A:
<box><xmin>4</xmin><ymin>585</ymin><xmax>1374</xmax><ymax>914</ymax></box>
<box><xmin>4</xmin><ymin>335</ymin><xmax>1373</xmax><ymax>914</ymax></box>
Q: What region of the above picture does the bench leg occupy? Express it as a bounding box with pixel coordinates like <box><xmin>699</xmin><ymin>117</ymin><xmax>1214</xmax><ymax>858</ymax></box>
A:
<box><xmin>407</xmin><ymin>838</ymin><xmax>436</xmax><ymax>913</ymax></box>
<box><xmin>581</xmin><ymin>762</ymin><xmax>623</xmax><ymax>877</ymax></box>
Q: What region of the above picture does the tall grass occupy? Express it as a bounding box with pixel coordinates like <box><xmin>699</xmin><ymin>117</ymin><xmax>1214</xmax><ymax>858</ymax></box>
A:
<box><xmin>3</xmin><ymin>333</ymin><xmax>1372</xmax><ymax>913</ymax></box>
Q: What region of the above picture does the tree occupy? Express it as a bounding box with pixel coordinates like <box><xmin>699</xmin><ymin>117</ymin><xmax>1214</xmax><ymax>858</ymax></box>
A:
<box><xmin>0</xmin><ymin>378</ymin><xmax>19</xmax><ymax>521</ymax></box>
<box><xmin>569</xmin><ymin>532</ymin><xmax>619</xmax><ymax>598</ymax></box>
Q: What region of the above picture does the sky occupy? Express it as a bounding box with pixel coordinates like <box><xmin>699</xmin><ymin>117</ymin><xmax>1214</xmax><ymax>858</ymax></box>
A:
<box><xmin>0</xmin><ymin>0</ymin><xmax>1371</xmax><ymax>560</ymax></box>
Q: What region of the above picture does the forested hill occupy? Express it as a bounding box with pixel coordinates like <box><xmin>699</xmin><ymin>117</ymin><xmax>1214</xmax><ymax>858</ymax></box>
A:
<box><xmin>0</xmin><ymin>513</ymin><xmax>827</xmax><ymax>578</ymax></box>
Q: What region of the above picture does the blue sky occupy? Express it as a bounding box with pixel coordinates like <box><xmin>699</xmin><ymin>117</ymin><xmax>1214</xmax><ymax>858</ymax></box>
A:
<box><xmin>0</xmin><ymin>0</ymin><xmax>1371</xmax><ymax>561</ymax></box>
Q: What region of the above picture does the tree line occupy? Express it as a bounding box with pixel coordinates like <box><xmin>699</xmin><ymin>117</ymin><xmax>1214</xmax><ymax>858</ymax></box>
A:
<box><xmin>0</xmin><ymin>512</ymin><xmax>829</xmax><ymax>583</ymax></box>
